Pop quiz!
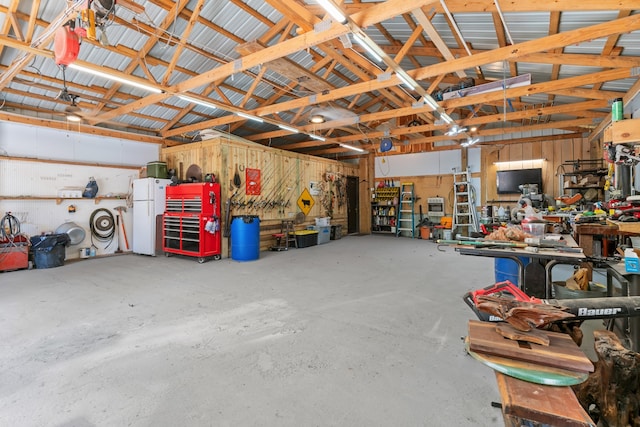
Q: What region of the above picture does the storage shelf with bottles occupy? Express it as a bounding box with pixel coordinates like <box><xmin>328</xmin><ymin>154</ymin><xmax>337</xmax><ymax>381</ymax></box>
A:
<box><xmin>372</xmin><ymin>187</ymin><xmax>399</xmax><ymax>234</ymax></box>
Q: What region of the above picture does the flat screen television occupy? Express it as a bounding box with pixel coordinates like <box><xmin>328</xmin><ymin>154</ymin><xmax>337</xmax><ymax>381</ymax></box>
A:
<box><xmin>496</xmin><ymin>168</ymin><xmax>543</xmax><ymax>194</ymax></box>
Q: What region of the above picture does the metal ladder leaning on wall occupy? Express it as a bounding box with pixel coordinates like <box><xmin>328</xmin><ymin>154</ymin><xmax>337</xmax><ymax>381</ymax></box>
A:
<box><xmin>452</xmin><ymin>169</ymin><xmax>479</xmax><ymax>238</ymax></box>
<box><xmin>396</xmin><ymin>182</ymin><xmax>415</xmax><ymax>238</ymax></box>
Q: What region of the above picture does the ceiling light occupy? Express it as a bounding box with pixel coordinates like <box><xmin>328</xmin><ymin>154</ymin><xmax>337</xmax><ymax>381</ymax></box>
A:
<box><xmin>309</xmin><ymin>133</ymin><xmax>326</xmax><ymax>141</ymax></box>
<box><xmin>352</xmin><ymin>33</ymin><xmax>383</xmax><ymax>63</ymax></box>
<box><xmin>396</xmin><ymin>71</ymin><xmax>416</xmax><ymax>90</ymax></box>
<box><xmin>339</xmin><ymin>143</ymin><xmax>365</xmax><ymax>153</ymax></box>
<box><xmin>440</xmin><ymin>113</ymin><xmax>454</xmax><ymax>125</ymax></box>
<box><xmin>315</xmin><ymin>0</ymin><xmax>347</xmax><ymax>24</ymax></box>
<box><xmin>178</xmin><ymin>94</ymin><xmax>217</xmax><ymax>110</ymax></box>
<box><xmin>494</xmin><ymin>159</ymin><xmax>546</xmax><ymax>166</ymax></box>
<box><xmin>237</xmin><ymin>112</ymin><xmax>263</xmax><ymax>123</ymax></box>
<box><xmin>68</xmin><ymin>63</ymin><xmax>164</xmax><ymax>94</ymax></box>
<box><xmin>470</xmin><ymin>126</ymin><xmax>478</xmax><ymax>132</ymax></box>
<box><xmin>278</xmin><ymin>124</ymin><xmax>299</xmax><ymax>133</ymax></box>
<box><xmin>310</xmin><ymin>114</ymin><xmax>326</xmax><ymax>124</ymax></box>
<box><xmin>422</xmin><ymin>96</ymin><xmax>439</xmax><ymax>110</ymax></box>
<box><xmin>66</xmin><ymin>113</ymin><xmax>82</xmax><ymax>122</ymax></box>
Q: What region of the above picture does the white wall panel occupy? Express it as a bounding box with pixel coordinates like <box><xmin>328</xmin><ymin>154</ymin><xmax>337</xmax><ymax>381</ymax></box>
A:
<box><xmin>374</xmin><ymin>150</ymin><xmax>463</xmax><ymax>178</ymax></box>
<box><xmin>0</xmin><ymin>120</ymin><xmax>155</xmax><ymax>259</ymax></box>
<box><xmin>0</xmin><ymin>121</ymin><xmax>159</xmax><ymax>166</ymax></box>
<box><xmin>438</xmin><ymin>150</ymin><xmax>462</xmax><ymax>174</ymax></box>
<box><xmin>468</xmin><ymin>147</ymin><xmax>481</xmax><ymax>173</ymax></box>
<box><xmin>0</xmin><ymin>158</ymin><xmax>138</xmax><ymax>259</ymax></box>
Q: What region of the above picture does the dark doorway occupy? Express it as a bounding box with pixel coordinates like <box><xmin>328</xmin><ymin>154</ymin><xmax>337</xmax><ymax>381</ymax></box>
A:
<box><xmin>346</xmin><ymin>176</ymin><xmax>359</xmax><ymax>234</ymax></box>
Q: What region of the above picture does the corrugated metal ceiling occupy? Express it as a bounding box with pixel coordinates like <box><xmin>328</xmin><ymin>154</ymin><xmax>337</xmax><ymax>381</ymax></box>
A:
<box><xmin>0</xmin><ymin>1</ymin><xmax>638</xmax><ymax>157</ymax></box>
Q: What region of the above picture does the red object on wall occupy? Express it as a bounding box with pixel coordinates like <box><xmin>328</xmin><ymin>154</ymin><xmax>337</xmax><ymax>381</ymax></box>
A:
<box><xmin>54</xmin><ymin>26</ymin><xmax>80</xmax><ymax>66</ymax></box>
<box><xmin>246</xmin><ymin>168</ymin><xmax>261</xmax><ymax>195</ymax></box>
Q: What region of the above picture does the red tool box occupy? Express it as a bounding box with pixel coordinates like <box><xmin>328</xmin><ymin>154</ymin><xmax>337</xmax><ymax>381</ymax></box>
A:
<box><xmin>0</xmin><ymin>235</ymin><xmax>30</xmax><ymax>272</ymax></box>
<box><xmin>163</xmin><ymin>183</ymin><xmax>222</xmax><ymax>263</ymax></box>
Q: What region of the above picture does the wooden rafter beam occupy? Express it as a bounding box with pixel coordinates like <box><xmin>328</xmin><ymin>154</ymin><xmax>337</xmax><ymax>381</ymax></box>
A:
<box><xmin>148</xmin><ymin>0</ymin><xmax>442</xmax><ymax>136</ymax></box>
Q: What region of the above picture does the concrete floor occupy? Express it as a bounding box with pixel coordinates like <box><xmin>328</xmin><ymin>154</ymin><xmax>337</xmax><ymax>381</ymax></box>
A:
<box><xmin>1</xmin><ymin>235</ymin><xmax>505</xmax><ymax>426</ymax></box>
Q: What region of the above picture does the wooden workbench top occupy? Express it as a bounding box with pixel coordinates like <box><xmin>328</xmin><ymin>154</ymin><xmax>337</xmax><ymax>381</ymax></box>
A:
<box><xmin>606</xmin><ymin>219</ymin><xmax>640</xmax><ymax>234</ymax></box>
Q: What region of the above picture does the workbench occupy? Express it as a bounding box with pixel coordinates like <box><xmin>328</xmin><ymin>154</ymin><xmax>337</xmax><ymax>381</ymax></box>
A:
<box><xmin>574</xmin><ymin>221</ymin><xmax>639</xmax><ymax>257</ymax></box>
<box><xmin>606</xmin><ymin>218</ymin><xmax>640</xmax><ymax>234</ymax></box>
<box><xmin>455</xmin><ymin>236</ymin><xmax>586</xmax><ymax>299</ymax></box>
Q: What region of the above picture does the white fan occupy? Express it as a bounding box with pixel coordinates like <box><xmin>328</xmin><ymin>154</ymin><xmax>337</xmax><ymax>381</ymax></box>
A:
<box><xmin>307</xmin><ymin>105</ymin><xmax>358</xmax><ymax>123</ymax></box>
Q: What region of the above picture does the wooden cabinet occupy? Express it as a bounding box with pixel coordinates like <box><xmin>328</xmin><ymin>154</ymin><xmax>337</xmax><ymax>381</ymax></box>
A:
<box><xmin>371</xmin><ymin>187</ymin><xmax>399</xmax><ymax>234</ymax></box>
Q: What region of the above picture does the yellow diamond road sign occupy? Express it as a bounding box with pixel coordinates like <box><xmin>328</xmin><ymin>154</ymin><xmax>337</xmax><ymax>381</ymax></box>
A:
<box><xmin>297</xmin><ymin>188</ymin><xmax>315</xmax><ymax>215</ymax></box>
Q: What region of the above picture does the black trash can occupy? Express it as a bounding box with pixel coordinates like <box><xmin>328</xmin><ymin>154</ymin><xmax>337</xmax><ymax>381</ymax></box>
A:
<box><xmin>30</xmin><ymin>234</ymin><xmax>71</xmax><ymax>269</ymax></box>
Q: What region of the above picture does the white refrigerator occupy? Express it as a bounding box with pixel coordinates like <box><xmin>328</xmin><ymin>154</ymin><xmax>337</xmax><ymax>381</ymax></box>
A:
<box><xmin>133</xmin><ymin>178</ymin><xmax>172</xmax><ymax>256</ymax></box>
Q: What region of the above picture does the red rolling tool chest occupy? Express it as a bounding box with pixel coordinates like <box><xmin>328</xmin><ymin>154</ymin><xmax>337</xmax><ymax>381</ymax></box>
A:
<box><xmin>162</xmin><ymin>183</ymin><xmax>222</xmax><ymax>263</ymax></box>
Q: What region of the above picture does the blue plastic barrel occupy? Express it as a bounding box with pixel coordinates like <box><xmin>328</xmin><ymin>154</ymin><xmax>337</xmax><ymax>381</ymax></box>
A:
<box><xmin>231</xmin><ymin>215</ymin><xmax>260</xmax><ymax>261</ymax></box>
<box><xmin>494</xmin><ymin>257</ymin><xmax>530</xmax><ymax>286</ymax></box>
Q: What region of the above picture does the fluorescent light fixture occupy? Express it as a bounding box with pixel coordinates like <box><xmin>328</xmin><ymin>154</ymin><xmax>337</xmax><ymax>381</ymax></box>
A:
<box><xmin>494</xmin><ymin>158</ymin><xmax>546</xmax><ymax>166</ymax></box>
<box><xmin>440</xmin><ymin>113</ymin><xmax>454</xmax><ymax>125</ymax></box>
<box><xmin>352</xmin><ymin>33</ymin><xmax>383</xmax><ymax>63</ymax></box>
<box><xmin>178</xmin><ymin>95</ymin><xmax>217</xmax><ymax>110</ymax></box>
<box><xmin>278</xmin><ymin>124</ymin><xmax>299</xmax><ymax>133</ymax></box>
<box><xmin>316</xmin><ymin>0</ymin><xmax>347</xmax><ymax>24</ymax></box>
<box><xmin>309</xmin><ymin>133</ymin><xmax>326</xmax><ymax>141</ymax></box>
<box><xmin>339</xmin><ymin>143</ymin><xmax>366</xmax><ymax>153</ymax></box>
<box><xmin>237</xmin><ymin>112</ymin><xmax>263</xmax><ymax>123</ymax></box>
<box><xmin>68</xmin><ymin>63</ymin><xmax>163</xmax><ymax>94</ymax></box>
<box><xmin>396</xmin><ymin>72</ymin><xmax>416</xmax><ymax>89</ymax></box>
<box><xmin>422</xmin><ymin>96</ymin><xmax>439</xmax><ymax>110</ymax></box>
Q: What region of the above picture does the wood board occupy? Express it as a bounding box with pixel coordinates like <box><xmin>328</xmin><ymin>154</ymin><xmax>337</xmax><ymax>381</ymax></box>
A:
<box><xmin>496</xmin><ymin>372</ymin><xmax>594</xmax><ymax>427</ymax></box>
<box><xmin>465</xmin><ymin>338</ymin><xmax>588</xmax><ymax>386</ymax></box>
<box><xmin>468</xmin><ymin>320</ymin><xmax>594</xmax><ymax>373</ymax></box>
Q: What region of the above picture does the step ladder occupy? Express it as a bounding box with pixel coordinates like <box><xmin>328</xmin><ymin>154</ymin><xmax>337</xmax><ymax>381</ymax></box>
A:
<box><xmin>452</xmin><ymin>169</ymin><xmax>479</xmax><ymax>237</ymax></box>
<box><xmin>396</xmin><ymin>182</ymin><xmax>415</xmax><ymax>238</ymax></box>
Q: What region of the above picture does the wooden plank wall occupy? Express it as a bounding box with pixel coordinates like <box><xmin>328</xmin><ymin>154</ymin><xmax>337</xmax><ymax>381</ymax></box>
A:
<box><xmin>364</xmin><ymin>137</ymin><xmax>601</xmax><ymax>220</ymax></box>
<box><xmin>481</xmin><ymin>137</ymin><xmax>600</xmax><ymax>207</ymax></box>
<box><xmin>161</xmin><ymin>137</ymin><xmax>360</xmax><ymax>257</ymax></box>
<box><xmin>370</xmin><ymin>174</ymin><xmax>456</xmax><ymax>217</ymax></box>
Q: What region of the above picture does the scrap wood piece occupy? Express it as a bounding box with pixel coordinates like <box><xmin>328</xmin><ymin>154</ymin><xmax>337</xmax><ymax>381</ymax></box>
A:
<box><xmin>465</xmin><ymin>336</ymin><xmax>589</xmax><ymax>386</ymax></box>
<box><xmin>495</xmin><ymin>322</ymin><xmax>550</xmax><ymax>346</ymax></box>
<box><xmin>477</xmin><ymin>295</ymin><xmax>575</xmax><ymax>332</ymax></box>
<box><xmin>573</xmin><ymin>330</ymin><xmax>640</xmax><ymax>426</ymax></box>
<box><xmin>496</xmin><ymin>372</ymin><xmax>595</xmax><ymax>426</ymax></box>
<box><xmin>468</xmin><ymin>320</ymin><xmax>594</xmax><ymax>374</ymax></box>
